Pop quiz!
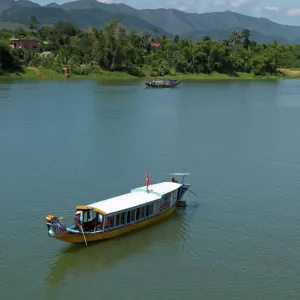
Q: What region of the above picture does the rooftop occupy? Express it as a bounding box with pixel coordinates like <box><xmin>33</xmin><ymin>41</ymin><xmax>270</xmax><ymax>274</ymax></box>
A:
<box><xmin>10</xmin><ymin>38</ymin><xmax>40</xmax><ymax>42</ymax></box>
<box><xmin>81</xmin><ymin>182</ymin><xmax>181</xmax><ymax>215</ymax></box>
<box><xmin>88</xmin><ymin>192</ymin><xmax>160</xmax><ymax>215</ymax></box>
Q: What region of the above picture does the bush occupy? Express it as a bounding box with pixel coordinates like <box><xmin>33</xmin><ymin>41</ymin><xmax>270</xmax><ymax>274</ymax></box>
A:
<box><xmin>126</xmin><ymin>65</ymin><xmax>145</xmax><ymax>77</ymax></box>
<box><xmin>69</xmin><ymin>65</ymin><xmax>91</xmax><ymax>75</ymax></box>
<box><xmin>150</xmin><ymin>65</ymin><xmax>171</xmax><ymax>76</ymax></box>
<box><xmin>0</xmin><ymin>43</ymin><xmax>23</xmax><ymax>73</ymax></box>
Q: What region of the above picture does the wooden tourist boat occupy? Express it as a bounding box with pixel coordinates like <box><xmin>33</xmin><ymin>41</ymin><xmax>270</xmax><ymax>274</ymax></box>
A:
<box><xmin>145</xmin><ymin>79</ymin><xmax>180</xmax><ymax>88</ymax></box>
<box><xmin>45</xmin><ymin>173</ymin><xmax>191</xmax><ymax>245</ymax></box>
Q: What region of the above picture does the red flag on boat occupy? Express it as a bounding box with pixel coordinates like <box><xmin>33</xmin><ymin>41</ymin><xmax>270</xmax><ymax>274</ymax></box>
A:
<box><xmin>146</xmin><ymin>172</ymin><xmax>150</xmax><ymax>188</ymax></box>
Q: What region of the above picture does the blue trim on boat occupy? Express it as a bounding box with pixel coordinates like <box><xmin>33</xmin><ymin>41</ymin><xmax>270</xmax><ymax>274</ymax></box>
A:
<box><xmin>66</xmin><ymin>227</ymin><xmax>103</xmax><ymax>235</ymax></box>
<box><xmin>66</xmin><ymin>227</ymin><xmax>79</xmax><ymax>233</ymax></box>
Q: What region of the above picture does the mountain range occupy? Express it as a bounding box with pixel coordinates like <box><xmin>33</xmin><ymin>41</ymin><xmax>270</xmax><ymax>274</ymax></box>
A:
<box><xmin>1</xmin><ymin>0</ymin><xmax>300</xmax><ymax>44</ymax></box>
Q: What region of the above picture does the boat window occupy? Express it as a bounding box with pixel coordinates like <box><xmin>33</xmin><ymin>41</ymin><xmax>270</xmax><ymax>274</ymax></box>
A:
<box><xmin>145</xmin><ymin>205</ymin><xmax>149</xmax><ymax>217</ymax></box>
<box><xmin>108</xmin><ymin>216</ymin><xmax>115</xmax><ymax>228</ymax></box>
<box><xmin>104</xmin><ymin>217</ymin><xmax>108</xmax><ymax>228</ymax></box>
<box><xmin>116</xmin><ymin>214</ymin><xmax>120</xmax><ymax>226</ymax></box>
<box><xmin>96</xmin><ymin>213</ymin><xmax>103</xmax><ymax>230</ymax></box>
<box><xmin>149</xmin><ymin>203</ymin><xmax>154</xmax><ymax>216</ymax></box>
<box><xmin>120</xmin><ymin>212</ymin><xmax>125</xmax><ymax>225</ymax></box>
<box><xmin>130</xmin><ymin>209</ymin><xmax>136</xmax><ymax>222</ymax></box>
<box><xmin>136</xmin><ymin>208</ymin><xmax>140</xmax><ymax>220</ymax></box>
<box><xmin>140</xmin><ymin>206</ymin><xmax>144</xmax><ymax>219</ymax></box>
<box><xmin>83</xmin><ymin>210</ymin><xmax>88</xmax><ymax>223</ymax></box>
<box><xmin>127</xmin><ymin>211</ymin><xmax>131</xmax><ymax>223</ymax></box>
<box><xmin>90</xmin><ymin>210</ymin><xmax>96</xmax><ymax>222</ymax></box>
<box><xmin>83</xmin><ymin>209</ymin><xmax>95</xmax><ymax>223</ymax></box>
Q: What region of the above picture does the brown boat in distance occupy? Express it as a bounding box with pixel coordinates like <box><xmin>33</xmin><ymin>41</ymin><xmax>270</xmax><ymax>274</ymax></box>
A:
<box><xmin>145</xmin><ymin>79</ymin><xmax>181</xmax><ymax>88</ymax></box>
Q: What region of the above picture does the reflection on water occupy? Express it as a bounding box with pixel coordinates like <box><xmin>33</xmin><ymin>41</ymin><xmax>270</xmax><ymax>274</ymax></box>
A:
<box><xmin>45</xmin><ymin>210</ymin><xmax>188</xmax><ymax>285</ymax></box>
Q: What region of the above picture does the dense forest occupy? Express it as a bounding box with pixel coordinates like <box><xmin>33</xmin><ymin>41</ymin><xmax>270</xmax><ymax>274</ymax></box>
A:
<box><xmin>1</xmin><ymin>18</ymin><xmax>300</xmax><ymax>77</ymax></box>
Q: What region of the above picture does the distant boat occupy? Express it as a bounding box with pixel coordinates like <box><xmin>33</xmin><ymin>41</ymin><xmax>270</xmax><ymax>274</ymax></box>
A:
<box><xmin>45</xmin><ymin>172</ymin><xmax>191</xmax><ymax>245</ymax></box>
<box><xmin>145</xmin><ymin>79</ymin><xmax>180</xmax><ymax>88</ymax></box>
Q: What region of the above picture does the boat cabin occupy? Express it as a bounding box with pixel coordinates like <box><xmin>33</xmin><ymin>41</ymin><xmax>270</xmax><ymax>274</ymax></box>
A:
<box><xmin>69</xmin><ymin>182</ymin><xmax>182</xmax><ymax>234</ymax></box>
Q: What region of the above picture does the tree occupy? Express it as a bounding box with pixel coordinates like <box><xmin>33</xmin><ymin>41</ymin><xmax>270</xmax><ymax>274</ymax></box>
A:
<box><xmin>53</xmin><ymin>21</ymin><xmax>79</xmax><ymax>45</ymax></box>
<box><xmin>174</xmin><ymin>34</ymin><xmax>179</xmax><ymax>43</ymax></box>
<box><xmin>203</xmin><ymin>36</ymin><xmax>211</xmax><ymax>42</ymax></box>
<box><xmin>37</xmin><ymin>26</ymin><xmax>54</xmax><ymax>42</ymax></box>
<box><xmin>242</xmin><ymin>29</ymin><xmax>251</xmax><ymax>49</ymax></box>
<box><xmin>28</xmin><ymin>16</ymin><xmax>38</xmax><ymax>31</ymax></box>
<box><xmin>0</xmin><ymin>43</ymin><xmax>22</xmax><ymax>73</ymax></box>
<box><xmin>229</xmin><ymin>30</ymin><xmax>241</xmax><ymax>46</ymax></box>
<box><xmin>14</xmin><ymin>27</ymin><xmax>28</xmax><ymax>39</ymax></box>
<box><xmin>0</xmin><ymin>29</ymin><xmax>12</xmax><ymax>40</ymax></box>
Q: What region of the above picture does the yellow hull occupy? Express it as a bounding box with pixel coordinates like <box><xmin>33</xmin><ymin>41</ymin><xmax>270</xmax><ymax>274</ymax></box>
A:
<box><xmin>56</xmin><ymin>205</ymin><xmax>177</xmax><ymax>244</ymax></box>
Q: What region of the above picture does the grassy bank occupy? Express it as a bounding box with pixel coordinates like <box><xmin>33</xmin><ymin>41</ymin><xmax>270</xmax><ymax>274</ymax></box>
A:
<box><xmin>0</xmin><ymin>67</ymin><xmax>65</xmax><ymax>79</ymax></box>
<box><xmin>0</xmin><ymin>67</ymin><xmax>294</xmax><ymax>81</ymax></box>
<box><xmin>0</xmin><ymin>67</ymin><xmax>137</xmax><ymax>80</ymax></box>
<box><xmin>158</xmin><ymin>72</ymin><xmax>283</xmax><ymax>80</ymax></box>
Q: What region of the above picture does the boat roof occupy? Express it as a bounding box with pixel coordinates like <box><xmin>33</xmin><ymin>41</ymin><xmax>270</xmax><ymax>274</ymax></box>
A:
<box><xmin>131</xmin><ymin>182</ymin><xmax>181</xmax><ymax>195</ymax></box>
<box><xmin>166</xmin><ymin>173</ymin><xmax>191</xmax><ymax>176</ymax></box>
<box><xmin>76</xmin><ymin>182</ymin><xmax>181</xmax><ymax>215</ymax></box>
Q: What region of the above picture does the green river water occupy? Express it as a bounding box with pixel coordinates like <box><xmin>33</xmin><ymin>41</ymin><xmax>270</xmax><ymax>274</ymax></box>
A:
<box><xmin>0</xmin><ymin>79</ymin><xmax>299</xmax><ymax>300</ymax></box>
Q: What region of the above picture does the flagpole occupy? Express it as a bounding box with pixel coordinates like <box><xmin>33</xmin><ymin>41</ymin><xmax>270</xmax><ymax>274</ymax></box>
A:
<box><xmin>146</xmin><ymin>172</ymin><xmax>150</xmax><ymax>192</ymax></box>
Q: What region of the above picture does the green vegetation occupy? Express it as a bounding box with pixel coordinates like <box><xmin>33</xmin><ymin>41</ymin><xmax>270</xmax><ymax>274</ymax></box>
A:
<box><xmin>0</xmin><ymin>42</ymin><xmax>22</xmax><ymax>75</ymax></box>
<box><xmin>1</xmin><ymin>19</ymin><xmax>300</xmax><ymax>80</ymax></box>
<box><xmin>28</xmin><ymin>16</ymin><xmax>38</xmax><ymax>31</ymax></box>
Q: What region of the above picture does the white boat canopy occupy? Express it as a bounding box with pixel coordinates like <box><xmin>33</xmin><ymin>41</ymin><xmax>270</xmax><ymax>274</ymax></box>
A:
<box><xmin>166</xmin><ymin>173</ymin><xmax>191</xmax><ymax>176</ymax></box>
<box><xmin>132</xmin><ymin>182</ymin><xmax>181</xmax><ymax>195</ymax></box>
<box><xmin>76</xmin><ymin>182</ymin><xmax>181</xmax><ymax>216</ymax></box>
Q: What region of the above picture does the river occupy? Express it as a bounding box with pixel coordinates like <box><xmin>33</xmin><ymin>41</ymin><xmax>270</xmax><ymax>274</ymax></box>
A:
<box><xmin>0</xmin><ymin>78</ymin><xmax>300</xmax><ymax>300</ymax></box>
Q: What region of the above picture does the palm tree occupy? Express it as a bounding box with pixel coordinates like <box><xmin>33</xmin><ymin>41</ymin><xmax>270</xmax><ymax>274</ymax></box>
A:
<box><xmin>229</xmin><ymin>30</ymin><xmax>241</xmax><ymax>46</ymax></box>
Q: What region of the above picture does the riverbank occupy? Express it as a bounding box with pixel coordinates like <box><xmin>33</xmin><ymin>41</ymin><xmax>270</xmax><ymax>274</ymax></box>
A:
<box><xmin>0</xmin><ymin>67</ymin><xmax>137</xmax><ymax>80</ymax></box>
<box><xmin>277</xmin><ymin>68</ymin><xmax>300</xmax><ymax>78</ymax></box>
<box><xmin>0</xmin><ymin>67</ymin><xmax>296</xmax><ymax>81</ymax></box>
<box><xmin>159</xmin><ymin>72</ymin><xmax>283</xmax><ymax>80</ymax></box>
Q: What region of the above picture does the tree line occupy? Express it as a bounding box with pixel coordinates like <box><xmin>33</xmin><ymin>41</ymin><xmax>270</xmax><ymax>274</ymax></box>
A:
<box><xmin>1</xmin><ymin>18</ymin><xmax>300</xmax><ymax>77</ymax></box>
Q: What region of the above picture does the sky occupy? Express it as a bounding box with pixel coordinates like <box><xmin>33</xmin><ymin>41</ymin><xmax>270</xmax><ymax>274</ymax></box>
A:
<box><xmin>35</xmin><ymin>0</ymin><xmax>300</xmax><ymax>26</ymax></box>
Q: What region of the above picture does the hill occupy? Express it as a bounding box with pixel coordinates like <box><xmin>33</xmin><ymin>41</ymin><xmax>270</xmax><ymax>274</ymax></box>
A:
<box><xmin>0</xmin><ymin>21</ymin><xmax>26</xmax><ymax>30</ymax></box>
<box><xmin>60</xmin><ymin>0</ymin><xmax>137</xmax><ymax>14</ymax></box>
<box><xmin>0</xmin><ymin>0</ymin><xmax>169</xmax><ymax>35</ymax></box>
<box><xmin>0</xmin><ymin>0</ymin><xmax>14</xmax><ymax>14</ymax></box>
<box><xmin>1</xmin><ymin>0</ymin><xmax>300</xmax><ymax>44</ymax></box>
<box><xmin>182</xmin><ymin>28</ymin><xmax>290</xmax><ymax>44</ymax></box>
<box><xmin>136</xmin><ymin>9</ymin><xmax>300</xmax><ymax>43</ymax></box>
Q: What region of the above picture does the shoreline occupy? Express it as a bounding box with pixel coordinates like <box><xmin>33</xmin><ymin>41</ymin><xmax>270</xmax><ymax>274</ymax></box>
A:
<box><xmin>0</xmin><ymin>67</ymin><xmax>298</xmax><ymax>81</ymax></box>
